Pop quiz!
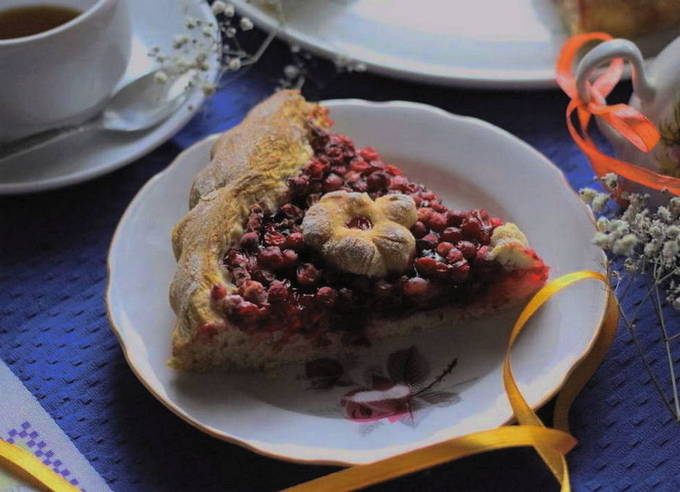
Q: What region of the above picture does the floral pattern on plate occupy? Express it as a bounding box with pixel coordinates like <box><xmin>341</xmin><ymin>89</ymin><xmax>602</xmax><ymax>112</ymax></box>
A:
<box><xmin>304</xmin><ymin>346</ymin><xmax>462</xmax><ymax>426</ymax></box>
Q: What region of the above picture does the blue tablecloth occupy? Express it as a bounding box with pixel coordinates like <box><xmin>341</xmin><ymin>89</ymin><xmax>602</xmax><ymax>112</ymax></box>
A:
<box><xmin>2</xmin><ymin>38</ymin><xmax>680</xmax><ymax>491</ymax></box>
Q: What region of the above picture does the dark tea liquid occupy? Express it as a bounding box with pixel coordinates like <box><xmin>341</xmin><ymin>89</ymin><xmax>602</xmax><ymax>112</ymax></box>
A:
<box><xmin>0</xmin><ymin>5</ymin><xmax>82</xmax><ymax>40</ymax></box>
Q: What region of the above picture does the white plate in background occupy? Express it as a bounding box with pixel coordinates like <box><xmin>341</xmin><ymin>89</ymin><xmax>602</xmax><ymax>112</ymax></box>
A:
<box><xmin>233</xmin><ymin>0</ymin><xmax>680</xmax><ymax>88</ymax></box>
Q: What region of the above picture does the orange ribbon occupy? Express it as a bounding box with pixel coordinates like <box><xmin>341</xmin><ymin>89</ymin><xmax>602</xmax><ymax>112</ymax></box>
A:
<box><xmin>285</xmin><ymin>271</ymin><xmax>619</xmax><ymax>492</ymax></box>
<box><xmin>556</xmin><ymin>32</ymin><xmax>680</xmax><ymax>196</ymax></box>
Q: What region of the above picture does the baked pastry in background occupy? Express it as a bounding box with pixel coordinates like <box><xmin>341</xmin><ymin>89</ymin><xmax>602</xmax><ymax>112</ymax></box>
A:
<box><xmin>554</xmin><ymin>0</ymin><xmax>680</xmax><ymax>38</ymax></box>
<box><xmin>169</xmin><ymin>91</ymin><xmax>549</xmax><ymax>371</ymax></box>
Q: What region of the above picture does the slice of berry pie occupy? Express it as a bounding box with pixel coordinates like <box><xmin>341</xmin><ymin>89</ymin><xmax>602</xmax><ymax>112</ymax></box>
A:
<box><xmin>169</xmin><ymin>91</ymin><xmax>549</xmax><ymax>371</ymax></box>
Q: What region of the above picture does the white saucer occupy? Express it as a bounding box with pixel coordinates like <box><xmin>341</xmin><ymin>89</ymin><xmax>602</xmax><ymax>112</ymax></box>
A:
<box><xmin>107</xmin><ymin>99</ymin><xmax>608</xmax><ymax>465</ymax></box>
<box><xmin>0</xmin><ymin>0</ymin><xmax>220</xmax><ymax>196</ymax></box>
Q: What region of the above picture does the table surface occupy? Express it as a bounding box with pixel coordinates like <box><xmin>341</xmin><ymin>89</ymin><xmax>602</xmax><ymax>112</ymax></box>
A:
<box><xmin>2</xmin><ymin>37</ymin><xmax>680</xmax><ymax>492</ymax></box>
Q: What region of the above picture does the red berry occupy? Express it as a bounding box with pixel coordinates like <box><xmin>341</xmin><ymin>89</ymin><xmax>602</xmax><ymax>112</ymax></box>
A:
<box><xmin>366</xmin><ymin>171</ymin><xmax>390</xmax><ymax>191</ymax></box>
<box><xmin>257</xmin><ymin>246</ymin><xmax>285</xmax><ymax>270</ymax></box>
<box><xmin>211</xmin><ymin>283</ymin><xmax>228</xmax><ymax>301</ymax></box>
<box><xmin>240</xmin><ymin>232</ymin><xmax>259</xmax><ymax>250</ymax></box>
<box><xmin>359</xmin><ymin>147</ymin><xmax>380</xmax><ymax>162</ymax></box>
<box><xmin>234</xmin><ymin>301</ymin><xmax>265</xmax><ymax>323</ymax></box>
<box><xmin>280</xmin><ymin>203</ymin><xmax>303</xmax><ymax>220</ymax></box>
<box><xmin>417</xmin><ymin>207</ymin><xmax>433</xmax><ymax>222</ymax></box>
<box><xmin>323</xmin><ymin>173</ymin><xmax>344</xmax><ymax>192</ymax></box>
<box><xmin>283</xmin><ymin>232</ymin><xmax>305</xmax><ymax>250</ymax></box>
<box><xmin>461</xmin><ymin>217</ymin><xmax>483</xmax><ymax>239</ymax></box>
<box><xmin>282</xmin><ymin>249</ymin><xmax>299</xmax><ymax>266</ymax></box>
<box><xmin>414</xmin><ymin>257</ymin><xmax>438</xmax><ymax>276</ymax></box>
<box><xmin>350</xmin><ymin>159</ymin><xmax>371</xmax><ymax>173</ymax></box>
<box><xmin>440</xmin><ymin>227</ymin><xmax>463</xmax><ymax>243</ymax></box>
<box><xmin>288</xmin><ymin>175</ymin><xmax>309</xmax><ymax>195</ymax></box>
<box><xmin>325</xmin><ymin>146</ymin><xmax>343</xmax><ymax>160</ymax></box>
<box><xmin>224</xmin><ymin>294</ymin><xmax>244</xmax><ymax>311</ymax></box>
<box><xmin>458</xmin><ymin>241</ymin><xmax>477</xmax><ymax>260</ymax></box>
<box><xmin>316</xmin><ymin>286</ymin><xmax>338</xmax><ymax>307</ymax></box>
<box><xmin>267</xmin><ymin>281</ymin><xmax>289</xmax><ymax>303</ymax></box>
<box><xmin>436</xmin><ymin>242</ymin><xmax>454</xmax><ymax>257</ymax></box>
<box><xmin>264</xmin><ymin>230</ymin><xmax>286</xmax><ymax>246</ymax></box>
<box><xmin>384</xmin><ymin>164</ymin><xmax>403</xmax><ymax>175</ymax></box>
<box><xmin>474</xmin><ymin>246</ymin><xmax>496</xmax><ymax>267</ymax></box>
<box><xmin>416</xmin><ymin>233</ymin><xmax>439</xmax><ymax>251</ymax></box>
<box><xmin>230</xmin><ymin>267</ymin><xmax>250</xmax><ymax>287</ymax></box>
<box><xmin>431</xmin><ymin>201</ymin><xmax>447</xmax><ymax>213</ymax></box>
<box><xmin>240</xmin><ymin>280</ymin><xmax>267</xmax><ymax>305</ymax></box>
<box><xmin>297</xmin><ymin>263</ymin><xmax>320</xmax><ymax>286</ymax></box>
<box><xmin>198</xmin><ymin>322</ymin><xmax>219</xmax><ymax>338</ymax></box>
<box><xmin>351</xmin><ymin>180</ymin><xmax>368</xmax><ymax>192</ymax></box>
<box><xmin>411</xmin><ymin>221</ymin><xmax>427</xmax><ymax>238</ymax></box>
<box><xmin>225</xmin><ymin>250</ymin><xmax>248</xmax><ymax>268</ymax></box>
<box><xmin>427</xmin><ymin>212</ymin><xmax>447</xmax><ymax>232</ymax></box>
<box><xmin>389</xmin><ymin>175</ymin><xmax>409</xmax><ymax>191</ymax></box>
<box><xmin>246</xmin><ymin>215</ymin><xmax>262</xmax><ymax>231</ymax></box>
<box><xmin>446</xmin><ymin>247</ymin><xmax>464</xmax><ymax>264</ymax></box>
<box><xmin>305</xmin><ymin>159</ymin><xmax>328</xmax><ymax>179</ymax></box>
<box><xmin>403</xmin><ymin>277</ymin><xmax>431</xmax><ymax>298</ymax></box>
<box><xmin>446</xmin><ymin>210</ymin><xmax>465</xmax><ymax>226</ymax></box>
<box><xmin>344</xmin><ymin>170</ymin><xmax>362</xmax><ymax>184</ymax></box>
<box><xmin>449</xmin><ymin>260</ymin><xmax>470</xmax><ymax>282</ymax></box>
<box><xmin>333</xmin><ymin>165</ymin><xmax>348</xmax><ymax>176</ymax></box>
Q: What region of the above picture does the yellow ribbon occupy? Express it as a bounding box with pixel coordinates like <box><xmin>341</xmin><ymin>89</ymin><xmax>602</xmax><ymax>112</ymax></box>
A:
<box><xmin>0</xmin><ymin>439</ymin><xmax>79</xmax><ymax>492</ymax></box>
<box><xmin>0</xmin><ymin>271</ymin><xmax>618</xmax><ymax>492</ymax></box>
<box><xmin>285</xmin><ymin>270</ymin><xmax>619</xmax><ymax>492</ymax></box>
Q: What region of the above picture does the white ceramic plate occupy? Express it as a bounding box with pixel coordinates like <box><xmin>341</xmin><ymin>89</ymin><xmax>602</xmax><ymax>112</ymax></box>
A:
<box><xmin>107</xmin><ymin>99</ymin><xmax>607</xmax><ymax>465</ymax></box>
<box><xmin>233</xmin><ymin>0</ymin><xmax>680</xmax><ymax>88</ymax></box>
<box><xmin>0</xmin><ymin>0</ymin><xmax>220</xmax><ymax>195</ymax></box>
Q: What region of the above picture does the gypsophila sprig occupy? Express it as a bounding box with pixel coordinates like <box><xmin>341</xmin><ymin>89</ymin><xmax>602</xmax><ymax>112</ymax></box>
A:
<box><xmin>148</xmin><ymin>1</ymin><xmax>277</xmax><ymax>99</ymax></box>
<box><xmin>582</xmin><ymin>173</ymin><xmax>680</xmax><ymax>421</ymax></box>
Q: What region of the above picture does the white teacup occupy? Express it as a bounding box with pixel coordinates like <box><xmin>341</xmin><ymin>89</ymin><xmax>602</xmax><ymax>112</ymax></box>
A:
<box><xmin>0</xmin><ymin>0</ymin><xmax>131</xmax><ymax>142</ymax></box>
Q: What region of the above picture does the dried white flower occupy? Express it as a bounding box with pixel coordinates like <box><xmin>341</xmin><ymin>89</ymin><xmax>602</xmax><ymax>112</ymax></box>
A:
<box><xmin>662</xmin><ymin>240</ymin><xmax>680</xmax><ymax>261</ymax></box>
<box><xmin>227</xmin><ymin>57</ymin><xmax>242</xmax><ymax>71</ymax></box>
<box><xmin>212</xmin><ymin>1</ymin><xmax>234</xmax><ymax>17</ymax></box>
<box><xmin>225</xmin><ymin>27</ymin><xmax>237</xmax><ymax>38</ymax></box>
<box><xmin>596</xmin><ymin>216</ymin><xmax>609</xmax><ymax>232</ymax></box>
<box><xmin>613</xmin><ymin>234</ymin><xmax>639</xmax><ymax>256</ymax></box>
<box><xmin>284</xmin><ymin>64</ymin><xmax>300</xmax><ymax>79</ymax></box>
<box><xmin>644</xmin><ymin>239</ymin><xmax>661</xmax><ymax>258</ymax></box>
<box><xmin>153</xmin><ymin>70</ymin><xmax>169</xmax><ymax>84</ymax></box>
<box><xmin>240</xmin><ymin>17</ymin><xmax>254</xmax><ymax>31</ymax></box>
<box><xmin>601</xmin><ymin>173</ymin><xmax>619</xmax><ymax>190</ymax></box>
<box><xmin>592</xmin><ymin>192</ymin><xmax>610</xmax><ymax>213</ymax></box>
<box><xmin>580</xmin><ymin>187</ymin><xmax>598</xmax><ymax>204</ymax></box>
<box><xmin>173</xmin><ymin>34</ymin><xmax>190</xmax><ymax>49</ymax></box>
<box><xmin>658</xmin><ymin>206</ymin><xmax>673</xmax><ymax>223</ymax></box>
<box><xmin>593</xmin><ymin>232</ymin><xmax>612</xmax><ymax>249</ymax></box>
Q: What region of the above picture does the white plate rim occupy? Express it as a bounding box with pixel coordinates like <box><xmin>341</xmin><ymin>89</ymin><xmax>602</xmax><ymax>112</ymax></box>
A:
<box><xmin>0</xmin><ymin>0</ymin><xmax>221</xmax><ymax>196</ymax></box>
<box><xmin>231</xmin><ymin>1</ymin><xmax>560</xmax><ymax>89</ymax></box>
<box><xmin>106</xmin><ymin>98</ymin><xmax>608</xmax><ymax>466</ymax></box>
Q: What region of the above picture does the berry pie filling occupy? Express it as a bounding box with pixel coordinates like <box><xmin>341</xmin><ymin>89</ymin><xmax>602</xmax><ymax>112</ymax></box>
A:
<box><xmin>210</xmin><ymin>126</ymin><xmax>548</xmax><ymax>346</ymax></box>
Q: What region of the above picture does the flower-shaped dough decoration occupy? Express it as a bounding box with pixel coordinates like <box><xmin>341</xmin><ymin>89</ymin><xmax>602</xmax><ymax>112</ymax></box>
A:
<box><xmin>302</xmin><ymin>191</ymin><xmax>417</xmax><ymax>277</ymax></box>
